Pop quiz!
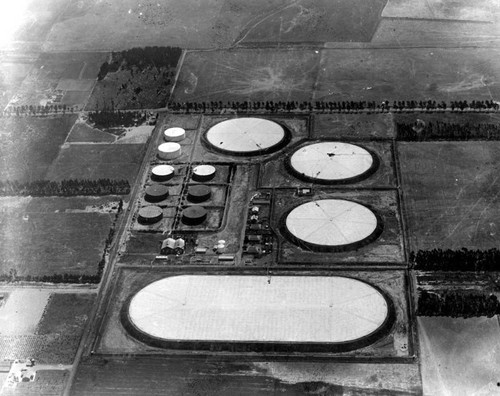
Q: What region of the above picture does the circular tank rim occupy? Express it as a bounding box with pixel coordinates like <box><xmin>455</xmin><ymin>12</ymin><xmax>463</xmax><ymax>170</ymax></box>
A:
<box><xmin>152</xmin><ymin>165</ymin><xmax>175</xmax><ymax>176</ymax></box>
<box><xmin>158</xmin><ymin>142</ymin><xmax>182</xmax><ymax>153</ymax></box>
<box><xmin>202</xmin><ymin>117</ymin><xmax>291</xmax><ymax>157</ymax></box>
<box><xmin>279</xmin><ymin>199</ymin><xmax>384</xmax><ymax>252</ymax></box>
<box><xmin>120</xmin><ymin>275</ymin><xmax>396</xmax><ymax>354</ymax></box>
<box><xmin>285</xmin><ymin>141</ymin><xmax>380</xmax><ymax>185</ymax></box>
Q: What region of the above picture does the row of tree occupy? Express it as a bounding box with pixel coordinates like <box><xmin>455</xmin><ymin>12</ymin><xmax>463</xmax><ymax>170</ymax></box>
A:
<box><xmin>410</xmin><ymin>248</ymin><xmax>500</xmax><ymax>271</ymax></box>
<box><xmin>0</xmin><ymin>179</ymin><xmax>130</xmax><ymax>197</ymax></box>
<box><xmin>97</xmin><ymin>46</ymin><xmax>182</xmax><ymax>80</ymax></box>
<box><xmin>417</xmin><ymin>289</ymin><xmax>500</xmax><ymax>317</ymax></box>
<box><xmin>397</xmin><ymin>121</ymin><xmax>500</xmax><ymax>141</ymax></box>
<box><xmin>4</xmin><ymin>104</ymin><xmax>77</xmax><ymax>116</ymax></box>
<box><xmin>88</xmin><ymin>109</ymin><xmax>145</xmax><ymax>128</ymax></box>
<box><xmin>167</xmin><ymin>99</ymin><xmax>500</xmax><ymax>113</ymax></box>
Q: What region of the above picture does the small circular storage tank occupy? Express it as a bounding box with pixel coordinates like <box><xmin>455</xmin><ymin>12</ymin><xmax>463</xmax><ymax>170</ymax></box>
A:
<box><xmin>158</xmin><ymin>142</ymin><xmax>181</xmax><ymax>160</ymax></box>
<box><xmin>163</xmin><ymin>127</ymin><xmax>186</xmax><ymax>142</ymax></box>
<box><xmin>145</xmin><ymin>184</ymin><xmax>169</xmax><ymax>202</ymax></box>
<box><xmin>187</xmin><ymin>185</ymin><xmax>211</xmax><ymax>203</ymax></box>
<box><xmin>151</xmin><ymin>165</ymin><xmax>175</xmax><ymax>182</ymax></box>
<box><xmin>182</xmin><ymin>205</ymin><xmax>207</xmax><ymax>225</ymax></box>
<box><xmin>192</xmin><ymin>165</ymin><xmax>216</xmax><ymax>182</ymax></box>
<box><xmin>138</xmin><ymin>206</ymin><xmax>163</xmax><ymax>224</ymax></box>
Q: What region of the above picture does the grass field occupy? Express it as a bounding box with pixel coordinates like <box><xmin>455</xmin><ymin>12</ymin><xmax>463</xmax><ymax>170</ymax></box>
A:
<box><xmin>234</xmin><ymin>0</ymin><xmax>387</xmax><ymax>44</ymax></box>
<box><xmin>0</xmin><ymin>115</ymin><xmax>76</xmax><ymax>182</ymax></box>
<box><xmin>66</xmin><ymin>120</ymin><xmax>116</xmax><ymax>143</ymax></box>
<box><xmin>0</xmin><ymin>57</ymin><xmax>35</xmax><ymax>109</ymax></box>
<box><xmin>173</xmin><ymin>49</ymin><xmax>320</xmax><ymax>103</ymax></box>
<box><xmin>382</xmin><ymin>0</ymin><xmax>495</xmax><ymax>21</ymax></box>
<box><xmin>8</xmin><ymin>369</ymin><xmax>69</xmax><ymax>396</ymax></box>
<box><xmin>312</xmin><ymin>113</ymin><xmax>395</xmax><ymax>140</ymax></box>
<box><xmin>315</xmin><ymin>48</ymin><xmax>500</xmax><ymax>102</ymax></box>
<box><xmin>47</xmin><ymin>143</ymin><xmax>145</xmax><ymax>183</ymax></box>
<box><xmin>8</xmin><ymin>52</ymin><xmax>108</xmax><ymax>108</ymax></box>
<box><xmin>398</xmin><ymin>141</ymin><xmax>500</xmax><ymax>251</ymax></box>
<box><xmin>0</xmin><ymin>197</ymin><xmax>114</xmax><ymax>277</ymax></box>
<box><xmin>418</xmin><ymin>316</ymin><xmax>500</xmax><ymax>396</ymax></box>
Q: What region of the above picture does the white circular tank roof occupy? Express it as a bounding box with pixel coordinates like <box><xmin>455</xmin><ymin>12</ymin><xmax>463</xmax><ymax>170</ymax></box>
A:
<box><xmin>158</xmin><ymin>142</ymin><xmax>181</xmax><ymax>153</ymax></box>
<box><xmin>163</xmin><ymin>127</ymin><xmax>185</xmax><ymax>142</ymax></box>
<box><xmin>286</xmin><ymin>199</ymin><xmax>378</xmax><ymax>247</ymax></box>
<box><xmin>290</xmin><ymin>142</ymin><xmax>374</xmax><ymax>182</ymax></box>
<box><xmin>193</xmin><ymin>165</ymin><xmax>216</xmax><ymax>177</ymax></box>
<box><xmin>128</xmin><ymin>275</ymin><xmax>389</xmax><ymax>344</ymax></box>
<box><xmin>206</xmin><ymin>118</ymin><xmax>285</xmax><ymax>154</ymax></box>
<box><xmin>152</xmin><ymin>165</ymin><xmax>175</xmax><ymax>177</ymax></box>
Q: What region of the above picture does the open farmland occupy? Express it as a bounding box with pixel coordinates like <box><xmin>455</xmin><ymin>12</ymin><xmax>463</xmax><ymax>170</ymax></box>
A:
<box><xmin>7</xmin><ymin>52</ymin><xmax>108</xmax><ymax>110</ymax></box>
<box><xmin>47</xmin><ymin>143</ymin><xmax>145</xmax><ymax>183</ymax></box>
<box><xmin>0</xmin><ymin>197</ymin><xmax>115</xmax><ymax>278</ymax></box>
<box><xmin>315</xmin><ymin>47</ymin><xmax>500</xmax><ymax>102</ymax></box>
<box><xmin>173</xmin><ymin>49</ymin><xmax>320</xmax><ymax>103</ymax></box>
<box><xmin>418</xmin><ymin>317</ymin><xmax>500</xmax><ymax>396</ymax></box>
<box><xmin>233</xmin><ymin>0</ymin><xmax>386</xmax><ymax>44</ymax></box>
<box><xmin>0</xmin><ymin>55</ymin><xmax>35</xmax><ymax>109</ymax></box>
<box><xmin>398</xmin><ymin>141</ymin><xmax>500</xmax><ymax>251</ymax></box>
<box><xmin>0</xmin><ymin>115</ymin><xmax>76</xmax><ymax>182</ymax></box>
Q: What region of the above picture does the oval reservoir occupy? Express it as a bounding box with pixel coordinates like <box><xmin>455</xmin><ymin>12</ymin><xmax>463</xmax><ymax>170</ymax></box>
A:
<box><xmin>124</xmin><ymin>275</ymin><xmax>393</xmax><ymax>352</ymax></box>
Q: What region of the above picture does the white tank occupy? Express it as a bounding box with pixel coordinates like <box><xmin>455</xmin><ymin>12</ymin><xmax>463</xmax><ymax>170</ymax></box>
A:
<box><xmin>158</xmin><ymin>142</ymin><xmax>181</xmax><ymax>160</ymax></box>
<box><xmin>163</xmin><ymin>127</ymin><xmax>186</xmax><ymax>142</ymax></box>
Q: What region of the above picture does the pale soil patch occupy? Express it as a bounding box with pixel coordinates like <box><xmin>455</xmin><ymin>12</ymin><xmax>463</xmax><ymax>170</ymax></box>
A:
<box><xmin>0</xmin><ymin>290</ymin><xmax>50</xmax><ymax>336</ymax></box>
<box><xmin>418</xmin><ymin>317</ymin><xmax>500</xmax><ymax>396</ymax></box>
<box><xmin>115</xmin><ymin>125</ymin><xmax>154</xmax><ymax>144</ymax></box>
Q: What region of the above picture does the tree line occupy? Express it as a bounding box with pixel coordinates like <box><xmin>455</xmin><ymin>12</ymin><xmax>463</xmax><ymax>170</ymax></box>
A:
<box><xmin>97</xmin><ymin>46</ymin><xmax>182</xmax><ymax>80</ymax></box>
<box><xmin>397</xmin><ymin>121</ymin><xmax>500</xmax><ymax>141</ymax></box>
<box><xmin>417</xmin><ymin>289</ymin><xmax>500</xmax><ymax>318</ymax></box>
<box><xmin>167</xmin><ymin>99</ymin><xmax>500</xmax><ymax>113</ymax></box>
<box><xmin>410</xmin><ymin>248</ymin><xmax>500</xmax><ymax>271</ymax></box>
<box><xmin>0</xmin><ymin>179</ymin><xmax>130</xmax><ymax>197</ymax></box>
<box><xmin>88</xmin><ymin>109</ymin><xmax>145</xmax><ymax>128</ymax></box>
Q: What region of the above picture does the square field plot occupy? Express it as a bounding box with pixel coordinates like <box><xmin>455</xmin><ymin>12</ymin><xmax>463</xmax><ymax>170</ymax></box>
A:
<box><xmin>173</xmin><ymin>49</ymin><xmax>320</xmax><ymax>103</ymax></box>
<box><xmin>315</xmin><ymin>48</ymin><xmax>500</xmax><ymax>103</ymax></box>
<box><xmin>0</xmin><ymin>197</ymin><xmax>115</xmax><ymax>278</ymax></box>
<box><xmin>259</xmin><ymin>141</ymin><xmax>396</xmax><ymax>189</ymax></box>
<box><xmin>0</xmin><ymin>115</ymin><xmax>76</xmax><ymax>182</ymax></box>
<box><xmin>93</xmin><ymin>268</ymin><xmax>412</xmax><ymax>360</ymax></box>
<box><xmin>274</xmin><ymin>189</ymin><xmax>405</xmax><ymax>264</ymax></box>
<box><xmin>398</xmin><ymin>141</ymin><xmax>500</xmax><ymax>251</ymax></box>
<box><xmin>47</xmin><ymin>144</ymin><xmax>145</xmax><ymax>183</ymax></box>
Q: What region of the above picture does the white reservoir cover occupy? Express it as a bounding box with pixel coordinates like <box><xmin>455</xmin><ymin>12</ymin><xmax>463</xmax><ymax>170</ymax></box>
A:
<box><xmin>286</xmin><ymin>199</ymin><xmax>378</xmax><ymax>247</ymax></box>
<box><xmin>152</xmin><ymin>165</ymin><xmax>175</xmax><ymax>177</ymax></box>
<box><xmin>206</xmin><ymin>118</ymin><xmax>285</xmax><ymax>153</ymax></box>
<box><xmin>290</xmin><ymin>142</ymin><xmax>374</xmax><ymax>181</ymax></box>
<box><xmin>193</xmin><ymin>165</ymin><xmax>216</xmax><ymax>177</ymax></box>
<box><xmin>128</xmin><ymin>275</ymin><xmax>389</xmax><ymax>344</ymax></box>
<box><xmin>158</xmin><ymin>142</ymin><xmax>181</xmax><ymax>160</ymax></box>
<box><xmin>163</xmin><ymin>127</ymin><xmax>186</xmax><ymax>142</ymax></box>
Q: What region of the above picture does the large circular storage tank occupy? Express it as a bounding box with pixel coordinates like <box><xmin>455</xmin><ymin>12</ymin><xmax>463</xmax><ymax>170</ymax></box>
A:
<box><xmin>182</xmin><ymin>205</ymin><xmax>207</xmax><ymax>225</ymax></box>
<box><xmin>158</xmin><ymin>142</ymin><xmax>181</xmax><ymax>160</ymax></box>
<box><xmin>138</xmin><ymin>206</ymin><xmax>163</xmax><ymax>224</ymax></box>
<box><xmin>145</xmin><ymin>184</ymin><xmax>169</xmax><ymax>202</ymax></box>
<box><xmin>163</xmin><ymin>127</ymin><xmax>186</xmax><ymax>142</ymax></box>
<box><xmin>284</xmin><ymin>199</ymin><xmax>381</xmax><ymax>251</ymax></box>
<box><xmin>123</xmin><ymin>275</ymin><xmax>394</xmax><ymax>353</ymax></box>
<box><xmin>192</xmin><ymin>165</ymin><xmax>216</xmax><ymax>182</ymax></box>
<box><xmin>288</xmin><ymin>142</ymin><xmax>377</xmax><ymax>184</ymax></box>
<box><xmin>151</xmin><ymin>165</ymin><xmax>175</xmax><ymax>182</ymax></box>
<box><xmin>205</xmin><ymin>118</ymin><xmax>288</xmax><ymax>155</ymax></box>
<box><xmin>187</xmin><ymin>185</ymin><xmax>211</xmax><ymax>203</ymax></box>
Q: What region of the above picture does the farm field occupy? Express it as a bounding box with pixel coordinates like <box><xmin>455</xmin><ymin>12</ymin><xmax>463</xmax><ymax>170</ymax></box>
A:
<box><xmin>173</xmin><ymin>49</ymin><xmax>320</xmax><ymax>103</ymax></box>
<box><xmin>398</xmin><ymin>141</ymin><xmax>500</xmax><ymax>251</ymax></box>
<box><xmin>418</xmin><ymin>316</ymin><xmax>500</xmax><ymax>396</ymax></box>
<box><xmin>4</xmin><ymin>370</ymin><xmax>69</xmax><ymax>396</ymax></box>
<box><xmin>0</xmin><ymin>115</ymin><xmax>76</xmax><ymax>182</ymax></box>
<box><xmin>0</xmin><ymin>197</ymin><xmax>115</xmax><ymax>278</ymax></box>
<box><xmin>312</xmin><ymin>113</ymin><xmax>395</xmax><ymax>140</ymax></box>
<box><xmin>72</xmin><ymin>356</ymin><xmax>420</xmax><ymax>395</ymax></box>
<box><xmin>315</xmin><ymin>48</ymin><xmax>500</xmax><ymax>102</ymax></box>
<box><xmin>0</xmin><ymin>56</ymin><xmax>35</xmax><ymax>109</ymax></box>
<box><xmin>46</xmin><ymin>143</ymin><xmax>145</xmax><ymax>183</ymax></box>
<box><xmin>382</xmin><ymin>0</ymin><xmax>496</xmax><ymax>21</ymax></box>
<box><xmin>0</xmin><ymin>291</ymin><xmax>95</xmax><ymax>364</ymax></box>
<box><xmin>235</xmin><ymin>0</ymin><xmax>387</xmax><ymax>44</ymax></box>
<box><xmin>7</xmin><ymin>52</ymin><xmax>108</xmax><ymax>109</ymax></box>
